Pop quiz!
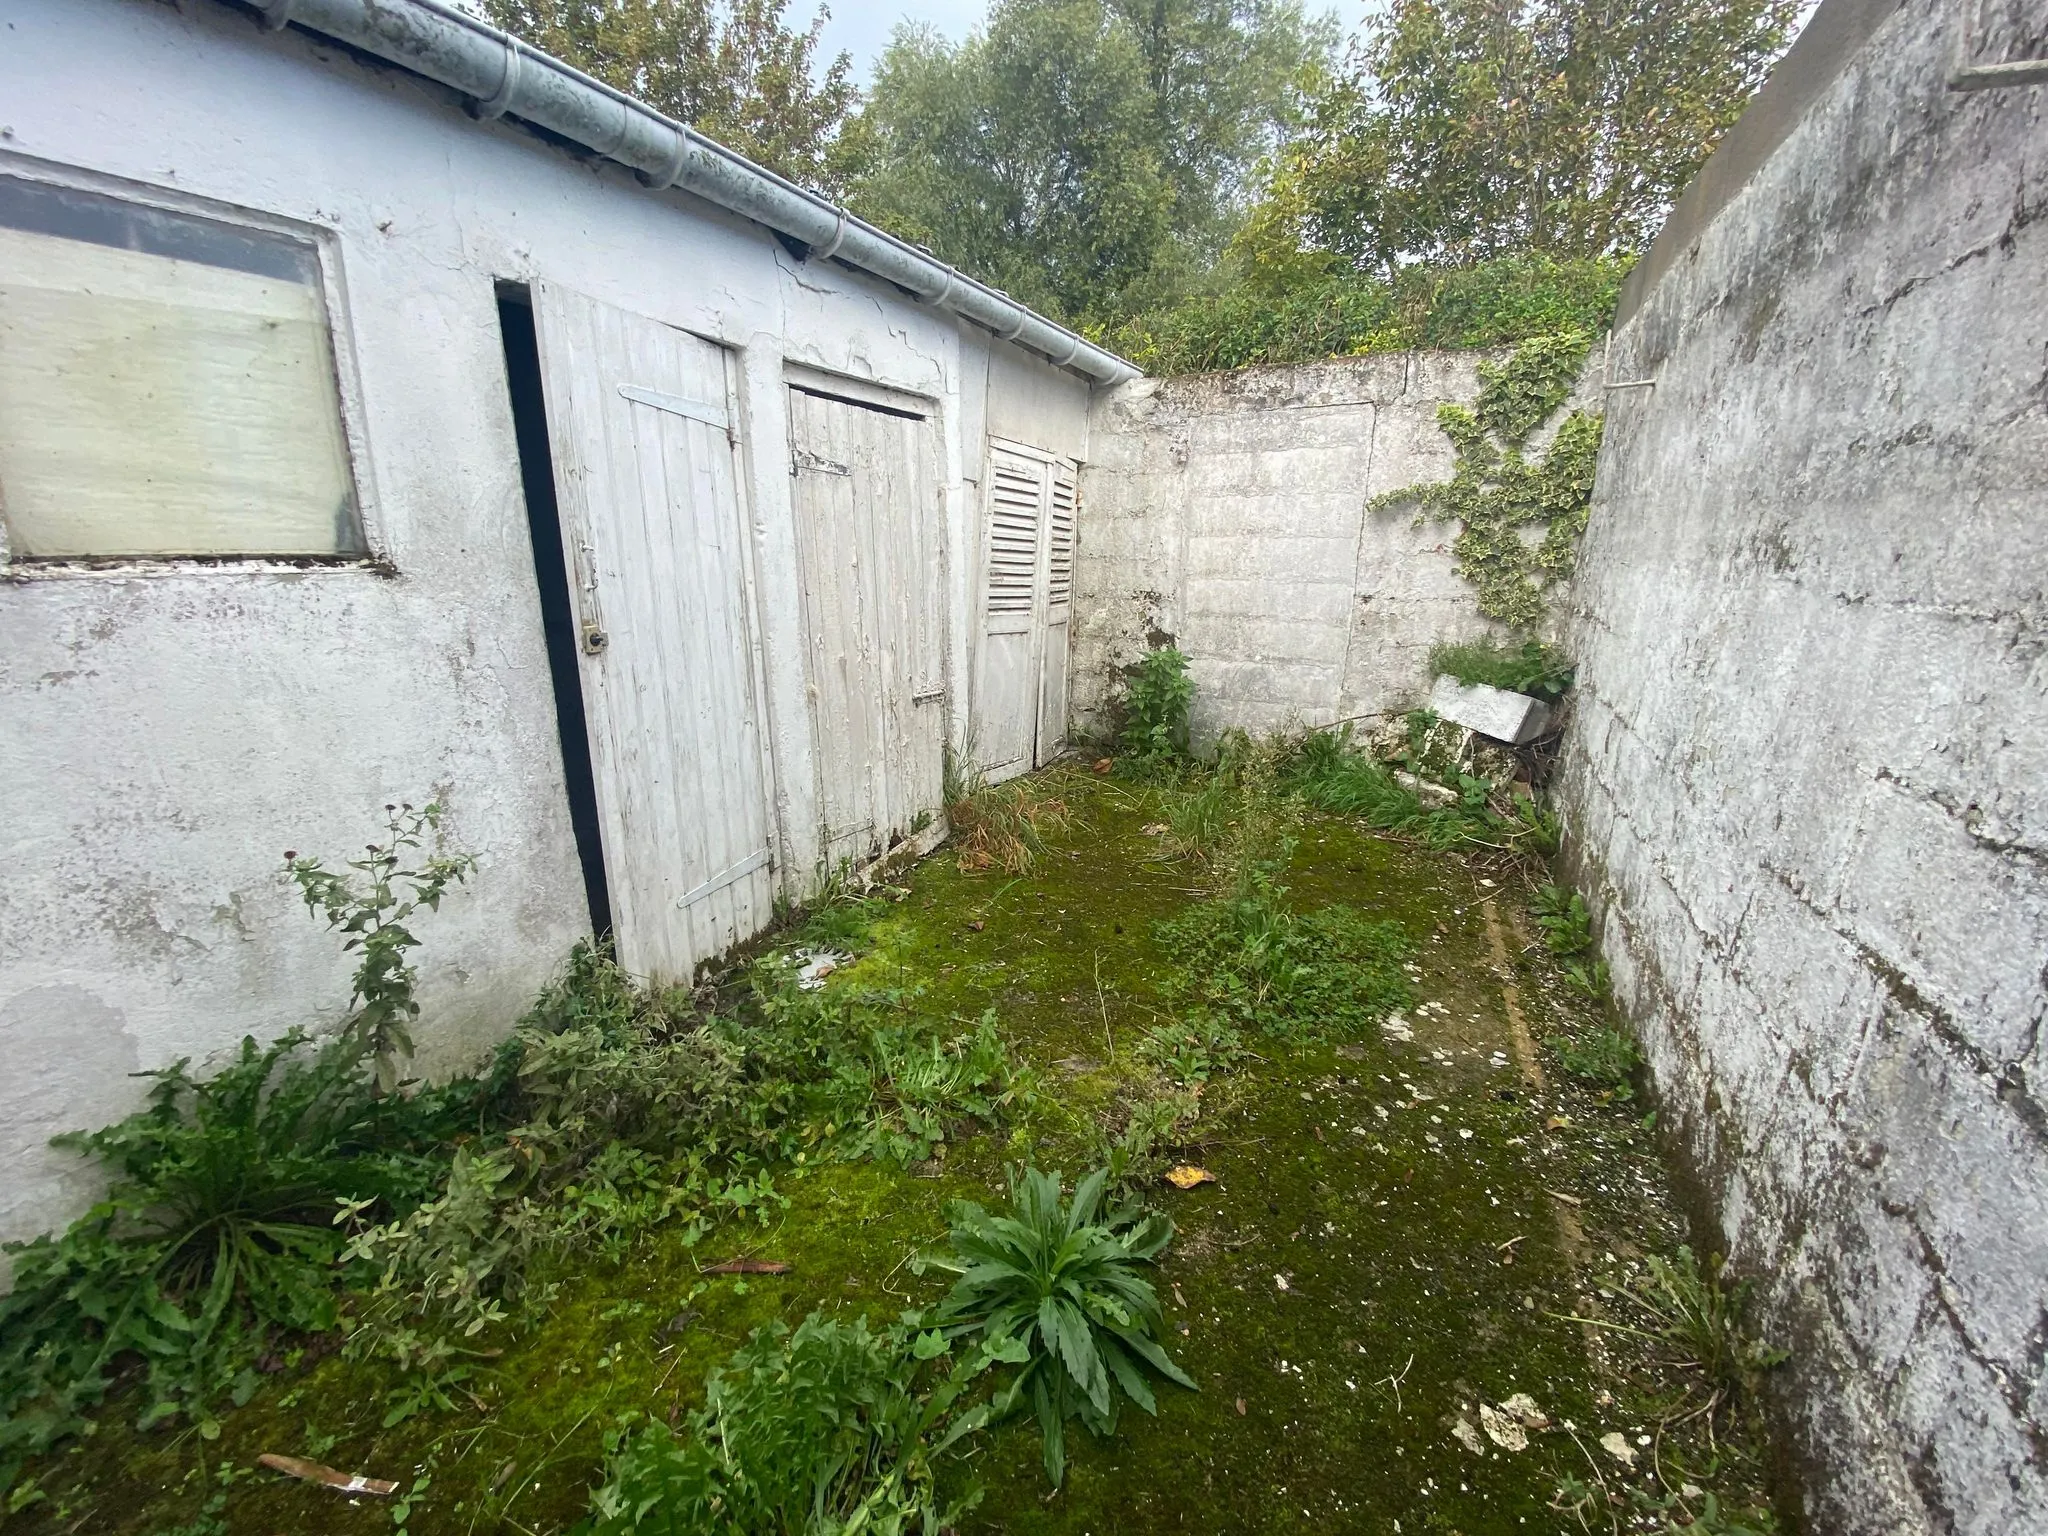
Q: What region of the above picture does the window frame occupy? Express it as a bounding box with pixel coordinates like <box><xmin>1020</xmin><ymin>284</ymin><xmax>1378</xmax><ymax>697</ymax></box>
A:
<box><xmin>0</xmin><ymin>153</ymin><xmax>383</xmax><ymax>578</ymax></box>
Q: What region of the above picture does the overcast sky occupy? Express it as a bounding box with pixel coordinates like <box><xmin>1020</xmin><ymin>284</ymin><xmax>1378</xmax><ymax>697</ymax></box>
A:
<box><xmin>814</xmin><ymin>1</ymin><xmax>1387</xmax><ymax>84</ymax></box>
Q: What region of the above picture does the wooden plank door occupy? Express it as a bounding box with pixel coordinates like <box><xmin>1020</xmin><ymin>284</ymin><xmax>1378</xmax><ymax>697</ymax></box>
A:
<box><xmin>532</xmin><ymin>282</ymin><xmax>775</xmax><ymax>981</ymax></box>
<box><xmin>788</xmin><ymin>385</ymin><xmax>945</xmax><ymax>868</ymax></box>
<box><xmin>975</xmin><ymin>446</ymin><xmax>1043</xmax><ymax>783</ymax></box>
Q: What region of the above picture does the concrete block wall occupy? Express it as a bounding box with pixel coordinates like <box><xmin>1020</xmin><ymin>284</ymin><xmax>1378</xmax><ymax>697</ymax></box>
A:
<box><xmin>1075</xmin><ymin>352</ymin><xmax>1585</xmax><ymax>748</ymax></box>
<box><xmin>1556</xmin><ymin>1</ymin><xmax>2048</xmax><ymax>1529</ymax></box>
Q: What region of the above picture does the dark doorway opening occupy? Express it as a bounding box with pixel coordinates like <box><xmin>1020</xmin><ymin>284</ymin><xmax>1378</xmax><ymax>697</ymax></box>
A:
<box><xmin>497</xmin><ymin>283</ymin><xmax>613</xmax><ymax>941</ymax></box>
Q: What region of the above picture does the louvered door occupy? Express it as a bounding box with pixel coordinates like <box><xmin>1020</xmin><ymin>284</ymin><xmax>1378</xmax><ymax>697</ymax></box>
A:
<box><xmin>1037</xmin><ymin>462</ymin><xmax>1077</xmax><ymax>761</ymax></box>
<box><xmin>975</xmin><ymin>446</ymin><xmax>1044</xmax><ymax>781</ymax></box>
<box><xmin>975</xmin><ymin>442</ymin><xmax>1079</xmax><ymax>782</ymax></box>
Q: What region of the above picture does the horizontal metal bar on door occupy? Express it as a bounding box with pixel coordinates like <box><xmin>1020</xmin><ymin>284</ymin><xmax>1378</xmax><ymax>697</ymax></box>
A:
<box><xmin>676</xmin><ymin>847</ymin><xmax>771</xmax><ymax>908</ymax></box>
<box><xmin>791</xmin><ymin>447</ymin><xmax>851</xmax><ymax>476</ymax></box>
<box><xmin>618</xmin><ymin>384</ymin><xmax>729</xmax><ymax>431</ymax></box>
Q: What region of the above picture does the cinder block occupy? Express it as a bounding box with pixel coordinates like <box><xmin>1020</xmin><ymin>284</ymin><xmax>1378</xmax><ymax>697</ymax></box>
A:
<box><xmin>1428</xmin><ymin>674</ymin><xmax>1550</xmax><ymax>744</ymax></box>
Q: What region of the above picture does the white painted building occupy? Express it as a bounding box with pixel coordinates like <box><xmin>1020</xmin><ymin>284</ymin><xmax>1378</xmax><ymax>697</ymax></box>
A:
<box><xmin>0</xmin><ymin>0</ymin><xmax>1127</xmax><ymax>1250</ymax></box>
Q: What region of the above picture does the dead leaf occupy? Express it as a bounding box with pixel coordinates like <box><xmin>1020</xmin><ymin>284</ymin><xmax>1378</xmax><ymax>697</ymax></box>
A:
<box><xmin>1140</xmin><ymin>822</ymin><xmax>1169</xmax><ymax>836</ymax></box>
<box><xmin>1451</xmin><ymin>1417</ymin><xmax>1486</xmax><ymax>1455</ymax></box>
<box><xmin>1272</xmin><ymin>1273</ymin><xmax>1290</xmax><ymax>1292</ymax></box>
<box><xmin>1093</xmin><ymin>758</ymin><xmax>1115</xmax><ymax>774</ymax></box>
<box><xmin>967</xmin><ymin>919</ymin><xmax>985</xmax><ymax>932</ymax></box>
<box><xmin>257</xmin><ymin>1455</ymin><xmax>398</xmax><ymax>1497</ymax></box>
<box><xmin>701</xmin><ymin>1259</ymin><xmax>791</xmax><ymax>1275</ymax></box>
<box><xmin>1165</xmin><ymin>1165</ymin><xmax>1215</xmax><ymax>1190</ymax></box>
<box><xmin>1235</xmin><ymin>1397</ymin><xmax>1248</xmax><ymax>1416</ymax></box>
<box><xmin>1544</xmin><ymin>1188</ymin><xmax>1583</xmax><ymax>1206</ymax></box>
<box><xmin>1545</xmin><ymin>1114</ymin><xmax>1573</xmax><ymax>1131</ymax></box>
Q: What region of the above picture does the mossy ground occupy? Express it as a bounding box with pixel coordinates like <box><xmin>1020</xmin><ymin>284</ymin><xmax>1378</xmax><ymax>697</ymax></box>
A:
<box><xmin>8</xmin><ymin>766</ymin><xmax>1779</xmax><ymax>1535</ymax></box>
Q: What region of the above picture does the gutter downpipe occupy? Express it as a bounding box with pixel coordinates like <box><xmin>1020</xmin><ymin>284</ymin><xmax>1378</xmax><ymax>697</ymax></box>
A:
<box><xmin>245</xmin><ymin>0</ymin><xmax>1141</xmax><ymax>387</ymax></box>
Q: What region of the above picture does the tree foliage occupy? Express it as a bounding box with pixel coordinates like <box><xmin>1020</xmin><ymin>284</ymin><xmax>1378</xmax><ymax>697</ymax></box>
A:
<box><xmin>1238</xmin><ymin>0</ymin><xmax>1799</xmax><ymax>276</ymax></box>
<box><xmin>843</xmin><ymin>0</ymin><xmax>1329</xmax><ymax>323</ymax></box>
<box><xmin>1101</xmin><ymin>250</ymin><xmax>1629</xmax><ymax>374</ymax></box>
<box><xmin>478</xmin><ymin>0</ymin><xmax>858</xmax><ymax>191</ymax></box>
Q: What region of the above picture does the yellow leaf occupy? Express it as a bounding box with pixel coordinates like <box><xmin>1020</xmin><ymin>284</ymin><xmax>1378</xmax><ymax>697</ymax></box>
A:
<box><xmin>1164</xmin><ymin>1165</ymin><xmax>1216</xmax><ymax>1190</ymax></box>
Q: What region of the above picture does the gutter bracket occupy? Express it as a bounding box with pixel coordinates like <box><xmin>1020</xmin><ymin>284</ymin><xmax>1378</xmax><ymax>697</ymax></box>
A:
<box><xmin>470</xmin><ymin>36</ymin><xmax>521</xmax><ymax>119</ymax></box>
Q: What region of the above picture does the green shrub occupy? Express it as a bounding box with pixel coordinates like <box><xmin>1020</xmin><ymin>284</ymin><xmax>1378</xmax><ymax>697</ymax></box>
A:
<box><xmin>1118</xmin><ymin>647</ymin><xmax>1193</xmax><ymax>767</ymax></box>
<box><xmin>923</xmin><ymin>1167</ymin><xmax>1193</xmax><ymax>1485</ymax></box>
<box><xmin>582</xmin><ymin>1311</ymin><xmax>998</xmax><ymax>1534</ymax></box>
<box><xmin>1098</xmin><ymin>254</ymin><xmax>1631</xmax><ymax>376</ymax></box>
<box><xmin>285</xmin><ymin>803</ymin><xmax>476</xmax><ymax>1094</ymax></box>
<box><xmin>1428</xmin><ymin>637</ymin><xmax>1575</xmax><ymax>701</ymax></box>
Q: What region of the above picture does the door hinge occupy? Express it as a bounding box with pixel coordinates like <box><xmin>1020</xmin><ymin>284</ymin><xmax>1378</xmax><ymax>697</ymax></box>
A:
<box><xmin>911</xmin><ymin>684</ymin><xmax>947</xmax><ymax>704</ymax></box>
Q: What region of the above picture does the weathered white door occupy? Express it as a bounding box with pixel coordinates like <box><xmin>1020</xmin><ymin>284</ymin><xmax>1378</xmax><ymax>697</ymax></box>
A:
<box><xmin>974</xmin><ymin>446</ymin><xmax>1043</xmax><ymax>780</ymax></box>
<box><xmin>975</xmin><ymin>443</ymin><xmax>1078</xmax><ymax>782</ymax></box>
<box><xmin>788</xmin><ymin>385</ymin><xmax>945</xmax><ymax>868</ymax></box>
<box><xmin>1037</xmin><ymin>461</ymin><xmax>1077</xmax><ymax>763</ymax></box>
<box><xmin>532</xmin><ymin>283</ymin><xmax>775</xmax><ymax>981</ymax></box>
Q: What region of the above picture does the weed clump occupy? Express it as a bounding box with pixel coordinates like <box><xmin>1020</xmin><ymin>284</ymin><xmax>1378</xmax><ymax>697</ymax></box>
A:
<box><xmin>1284</xmin><ymin>723</ymin><xmax>1560</xmax><ymax>857</ymax></box>
<box><xmin>342</xmin><ymin>948</ymin><xmax>1024</xmax><ymax>1389</ymax></box>
<box><xmin>0</xmin><ymin>809</ymin><xmax>1031</xmax><ymax>1488</ymax></box>
<box><xmin>584</xmin><ymin>1310</ymin><xmax>1001</xmax><ymax>1535</ymax></box>
<box><xmin>1532</xmin><ymin>882</ymin><xmax>1594</xmax><ymax>954</ymax></box>
<box><xmin>1428</xmin><ymin>636</ymin><xmax>1575</xmax><ymax>701</ymax></box>
<box><xmin>1118</xmin><ymin>647</ymin><xmax>1194</xmax><ymax>774</ymax></box>
<box><xmin>0</xmin><ymin>805</ymin><xmax>490</xmax><ymax>1468</ymax></box>
<box><xmin>1157</xmin><ymin>742</ymin><xmax>1412</xmax><ymax>1042</ymax></box>
<box><xmin>947</xmin><ymin>770</ymin><xmax>1074</xmax><ymax>875</ymax></box>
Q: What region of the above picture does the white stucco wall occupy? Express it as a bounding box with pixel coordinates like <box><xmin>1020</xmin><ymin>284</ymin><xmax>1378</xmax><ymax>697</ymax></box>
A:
<box><xmin>0</xmin><ymin>0</ymin><xmax>1094</xmax><ymax>1253</ymax></box>
<box><xmin>1557</xmin><ymin>1</ymin><xmax>2048</xmax><ymax>1529</ymax></box>
<box><xmin>1074</xmin><ymin>352</ymin><xmax>1588</xmax><ymax>748</ymax></box>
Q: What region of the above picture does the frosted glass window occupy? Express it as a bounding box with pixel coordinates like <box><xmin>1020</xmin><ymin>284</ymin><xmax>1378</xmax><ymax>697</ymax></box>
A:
<box><xmin>0</xmin><ymin>176</ymin><xmax>362</xmax><ymax>560</ymax></box>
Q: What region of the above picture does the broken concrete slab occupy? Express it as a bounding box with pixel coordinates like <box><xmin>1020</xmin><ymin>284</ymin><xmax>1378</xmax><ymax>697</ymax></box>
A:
<box><xmin>1428</xmin><ymin>675</ymin><xmax>1551</xmax><ymax>745</ymax></box>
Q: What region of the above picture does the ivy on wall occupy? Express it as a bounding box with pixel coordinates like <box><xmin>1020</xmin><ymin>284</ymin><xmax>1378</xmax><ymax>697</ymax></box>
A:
<box><xmin>1372</xmin><ymin>330</ymin><xmax>1603</xmax><ymax>629</ymax></box>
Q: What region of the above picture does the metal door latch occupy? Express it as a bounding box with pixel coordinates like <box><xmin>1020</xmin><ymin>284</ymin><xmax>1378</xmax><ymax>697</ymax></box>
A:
<box><xmin>582</xmin><ymin>624</ymin><xmax>609</xmax><ymax>655</ymax></box>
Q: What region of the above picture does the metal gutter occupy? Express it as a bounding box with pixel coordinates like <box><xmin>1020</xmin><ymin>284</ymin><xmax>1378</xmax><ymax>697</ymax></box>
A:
<box><xmin>240</xmin><ymin>0</ymin><xmax>1140</xmax><ymax>385</ymax></box>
